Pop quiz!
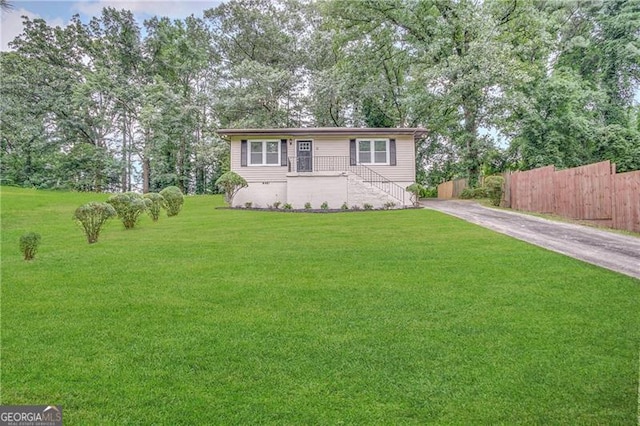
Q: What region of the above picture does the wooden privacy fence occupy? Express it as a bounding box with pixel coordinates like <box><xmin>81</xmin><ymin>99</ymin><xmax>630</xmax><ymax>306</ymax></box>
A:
<box><xmin>507</xmin><ymin>161</ymin><xmax>639</xmax><ymax>233</ymax></box>
<box><xmin>437</xmin><ymin>161</ymin><xmax>640</xmax><ymax>233</ymax></box>
<box><xmin>437</xmin><ymin>178</ymin><xmax>469</xmax><ymax>199</ymax></box>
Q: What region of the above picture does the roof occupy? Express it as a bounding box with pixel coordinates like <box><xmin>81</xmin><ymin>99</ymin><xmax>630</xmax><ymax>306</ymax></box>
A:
<box><xmin>217</xmin><ymin>127</ymin><xmax>427</xmax><ymax>140</ymax></box>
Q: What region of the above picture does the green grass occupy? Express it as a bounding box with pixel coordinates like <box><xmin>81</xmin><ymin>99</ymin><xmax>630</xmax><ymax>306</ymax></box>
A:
<box><xmin>2</xmin><ymin>186</ymin><xmax>639</xmax><ymax>424</ymax></box>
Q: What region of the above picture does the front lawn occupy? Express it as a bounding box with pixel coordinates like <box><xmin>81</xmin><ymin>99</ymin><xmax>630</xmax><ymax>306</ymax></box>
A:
<box><xmin>1</xmin><ymin>187</ymin><xmax>639</xmax><ymax>424</ymax></box>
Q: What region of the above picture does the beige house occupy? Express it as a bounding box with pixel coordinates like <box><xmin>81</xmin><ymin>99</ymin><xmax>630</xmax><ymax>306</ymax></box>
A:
<box><xmin>217</xmin><ymin>128</ymin><xmax>425</xmax><ymax>209</ymax></box>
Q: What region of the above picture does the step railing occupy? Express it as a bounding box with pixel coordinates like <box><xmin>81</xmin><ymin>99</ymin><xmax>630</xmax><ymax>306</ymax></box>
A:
<box><xmin>288</xmin><ymin>156</ymin><xmax>406</xmax><ymax>205</ymax></box>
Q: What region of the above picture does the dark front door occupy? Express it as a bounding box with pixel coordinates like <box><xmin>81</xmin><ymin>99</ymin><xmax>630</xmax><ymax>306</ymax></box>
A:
<box><xmin>297</xmin><ymin>140</ymin><xmax>313</xmax><ymax>172</ymax></box>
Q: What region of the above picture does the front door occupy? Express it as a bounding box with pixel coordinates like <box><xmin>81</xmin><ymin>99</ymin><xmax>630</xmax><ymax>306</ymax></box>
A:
<box><xmin>297</xmin><ymin>140</ymin><xmax>313</xmax><ymax>172</ymax></box>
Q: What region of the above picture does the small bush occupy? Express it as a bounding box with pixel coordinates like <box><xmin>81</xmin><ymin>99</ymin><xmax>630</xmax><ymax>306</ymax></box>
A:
<box><xmin>383</xmin><ymin>201</ymin><xmax>396</xmax><ymax>210</ymax></box>
<box><xmin>304</xmin><ymin>202</ymin><xmax>312</xmax><ymax>210</ymax></box>
<box><xmin>244</xmin><ymin>201</ymin><xmax>253</xmax><ymax>209</ymax></box>
<box><xmin>484</xmin><ymin>175</ymin><xmax>505</xmax><ymax>206</ymax></box>
<box><xmin>351</xmin><ymin>205</ymin><xmax>361</xmax><ymax>211</ymax></box>
<box><xmin>19</xmin><ymin>232</ymin><xmax>41</xmax><ymax>260</ymax></box>
<box><xmin>74</xmin><ymin>202</ymin><xmax>117</xmax><ymax>244</ymax></box>
<box><xmin>460</xmin><ymin>187</ymin><xmax>488</xmax><ymax>199</ymax></box>
<box><xmin>215</xmin><ymin>171</ymin><xmax>248</xmax><ymax>206</ymax></box>
<box><xmin>107</xmin><ymin>192</ymin><xmax>149</xmax><ymax>229</ymax></box>
<box><xmin>406</xmin><ymin>183</ymin><xmax>425</xmax><ymax>207</ymax></box>
<box><xmin>420</xmin><ymin>186</ymin><xmax>438</xmax><ymax>198</ymax></box>
<box><xmin>341</xmin><ymin>202</ymin><xmax>349</xmax><ymax>210</ymax></box>
<box><xmin>160</xmin><ymin>186</ymin><xmax>184</xmax><ymax>217</ymax></box>
<box><xmin>363</xmin><ymin>203</ymin><xmax>373</xmax><ymax>210</ymax></box>
<box><xmin>144</xmin><ymin>192</ymin><xmax>165</xmax><ymax>222</ymax></box>
<box><xmin>320</xmin><ymin>201</ymin><xmax>329</xmax><ymax>210</ymax></box>
<box><xmin>273</xmin><ymin>201</ymin><xmax>282</xmax><ymax>209</ymax></box>
<box><xmin>283</xmin><ymin>203</ymin><xmax>293</xmax><ymax>210</ymax></box>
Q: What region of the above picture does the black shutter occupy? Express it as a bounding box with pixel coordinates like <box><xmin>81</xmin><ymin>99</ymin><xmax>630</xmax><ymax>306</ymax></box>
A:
<box><xmin>240</xmin><ymin>140</ymin><xmax>247</xmax><ymax>167</ymax></box>
<box><xmin>281</xmin><ymin>139</ymin><xmax>287</xmax><ymax>166</ymax></box>
<box><xmin>350</xmin><ymin>139</ymin><xmax>356</xmax><ymax>166</ymax></box>
<box><xmin>389</xmin><ymin>138</ymin><xmax>396</xmax><ymax>166</ymax></box>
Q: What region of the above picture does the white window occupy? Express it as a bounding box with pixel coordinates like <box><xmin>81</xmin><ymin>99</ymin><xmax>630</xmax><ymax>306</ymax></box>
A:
<box><xmin>357</xmin><ymin>139</ymin><xmax>388</xmax><ymax>165</ymax></box>
<box><xmin>249</xmin><ymin>140</ymin><xmax>280</xmax><ymax>166</ymax></box>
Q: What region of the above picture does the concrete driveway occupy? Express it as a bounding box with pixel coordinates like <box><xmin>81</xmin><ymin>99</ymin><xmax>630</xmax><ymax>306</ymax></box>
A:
<box><xmin>421</xmin><ymin>199</ymin><xmax>640</xmax><ymax>280</ymax></box>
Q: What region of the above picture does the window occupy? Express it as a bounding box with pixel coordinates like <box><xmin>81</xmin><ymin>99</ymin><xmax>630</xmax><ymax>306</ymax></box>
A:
<box><xmin>357</xmin><ymin>139</ymin><xmax>388</xmax><ymax>165</ymax></box>
<box><xmin>249</xmin><ymin>140</ymin><xmax>280</xmax><ymax>166</ymax></box>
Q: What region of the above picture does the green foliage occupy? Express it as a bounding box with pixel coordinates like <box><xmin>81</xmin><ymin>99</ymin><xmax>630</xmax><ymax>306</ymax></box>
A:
<box><xmin>19</xmin><ymin>232</ymin><xmax>41</xmax><ymax>260</ymax></box>
<box><xmin>73</xmin><ymin>201</ymin><xmax>117</xmax><ymax>243</ymax></box>
<box><xmin>363</xmin><ymin>203</ymin><xmax>373</xmax><ymax>210</ymax></box>
<box><xmin>283</xmin><ymin>203</ymin><xmax>293</xmax><ymax>210</ymax></box>
<box><xmin>272</xmin><ymin>201</ymin><xmax>281</xmax><ymax>210</ymax></box>
<box><xmin>143</xmin><ymin>192</ymin><xmax>165</xmax><ymax>222</ymax></box>
<box><xmin>244</xmin><ymin>201</ymin><xmax>253</xmax><ymax>209</ymax></box>
<box><xmin>421</xmin><ymin>187</ymin><xmax>438</xmax><ymax>198</ymax></box>
<box><xmin>106</xmin><ymin>192</ymin><xmax>149</xmax><ymax>229</ymax></box>
<box><xmin>484</xmin><ymin>175</ymin><xmax>505</xmax><ymax>206</ymax></box>
<box><xmin>460</xmin><ymin>187</ymin><xmax>488</xmax><ymax>200</ymax></box>
<box><xmin>215</xmin><ymin>171</ymin><xmax>248</xmax><ymax>206</ymax></box>
<box><xmin>159</xmin><ymin>186</ymin><xmax>184</xmax><ymax>217</ymax></box>
<box><xmin>320</xmin><ymin>201</ymin><xmax>329</xmax><ymax>210</ymax></box>
<box><xmin>304</xmin><ymin>202</ymin><xmax>312</xmax><ymax>210</ymax></box>
<box><xmin>340</xmin><ymin>202</ymin><xmax>349</xmax><ymax>210</ymax></box>
<box><xmin>350</xmin><ymin>205</ymin><xmax>361</xmax><ymax>211</ymax></box>
<box><xmin>406</xmin><ymin>183</ymin><xmax>425</xmax><ymax>207</ymax></box>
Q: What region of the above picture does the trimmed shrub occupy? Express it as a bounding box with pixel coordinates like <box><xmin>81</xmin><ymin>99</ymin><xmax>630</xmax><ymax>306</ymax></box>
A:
<box><xmin>107</xmin><ymin>192</ymin><xmax>149</xmax><ymax>229</ymax></box>
<box><xmin>484</xmin><ymin>175</ymin><xmax>505</xmax><ymax>206</ymax></box>
<box><xmin>160</xmin><ymin>186</ymin><xmax>184</xmax><ymax>217</ymax></box>
<box><xmin>144</xmin><ymin>192</ymin><xmax>165</xmax><ymax>222</ymax></box>
<box><xmin>406</xmin><ymin>183</ymin><xmax>425</xmax><ymax>207</ymax></box>
<box><xmin>19</xmin><ymin>232</ymin><xmax>41</xmax><ymax>260</ymax></box>
<box><xmin>74</xmin><ymin>202</ymin><xmax>117</xmax><ymax>244</ymax></box>
<box><xmin>215</xmin><ymin>171</ymin><xmax>247</xmax><ymax>206</ymax></box>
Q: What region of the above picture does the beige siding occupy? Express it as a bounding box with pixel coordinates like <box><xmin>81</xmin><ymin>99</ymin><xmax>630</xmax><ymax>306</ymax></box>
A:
<box><xmin>230</xmin><ymin>136</ymin><xmax>288</xmax><ymax>183</ymax></box>
<box><xmin>230</xmin><ymin>133</ymin><xmax>415</xmax><ymax>183</ymax></box>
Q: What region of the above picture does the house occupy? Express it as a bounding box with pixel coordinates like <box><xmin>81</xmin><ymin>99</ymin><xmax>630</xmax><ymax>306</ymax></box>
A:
<box><xmin>216</xmin><ymin>127</ymin><xmax>425</xmax><ymax>209</ymax></box>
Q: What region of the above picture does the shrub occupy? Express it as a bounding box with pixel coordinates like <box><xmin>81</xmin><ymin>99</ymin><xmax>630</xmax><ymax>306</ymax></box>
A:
<box><xmin>484</xmin><ymin>175</ymin><xmax>505</xmax><ymax>206</ymax></box>
<box><xmin>351</xmin><ymin>205</ymin><xmax>361</xmax><ymax>210</ymax></box>
<box><xmin>363</xmin><ymin>203</ymin><xmax>373</xmax><ymax>210</ymax></box>
<box><xmin>19</xmin><ymin>232</ymin><xmax>41</xmax><ymax>260</ymax></box>
<box><xmin>460</xmin><ymin>187</ymin><xmax>488</xmax><ymax>199</ymax></box>
<box><xmin>74</xmin><ymin>202</ymin><xmax>117</xmax><ymax>244</ymax></box>
<box><xmin>406</xmin><ymin>183</ymin><xmax>425</xmax><ymax>207</ymax></box>
<box><xmin>215</xmin><ymin>171</ymin><xmax>248</xmax><ymax>206</ymax></box>
<box><xmin>144</xmin><ymin>193</ymin><xmax>165</xmax><ymax>222</ymax></box>
<box><xmin>106</xmin><ymin>192</ymin><xmax>149</xmax><ymax>229</ymax></box>
<box><xmin>160</xmin><ymin>186</ymin><xmax>184</xmax><ymax>217</ymax></box>
<box><xmin>320</xmin><ymin>201</ymin><xmax>329</xmax><ymax>210</ymax></box>
<box><xmin>341</xmin><ymin>202</ymin><xmax>349</xmax><ymax>210</ymax></box>
<box><xmin>244</xmin><ymin>201</ymin><xmax>253</xmax><ymax>209</ymax></box>
<box><xmin>420</xmin><ymin>186</ymin><xmax>438</xmax><ymax>198</ymax></box>
<box><xmin>283</xmin><ymin>203</ymin><xmax>293</xmax><ymax>210</ymax></box>
<box><xmin>304</xmin><ymin>202</ymin><xmax>312</xmax><ymax>210</ymax></box>
<box><xmin>273</xmin><ymin>201</ymin><xmax>282</xmax><ymax>209</ymax></box>
<box><xmin>383</xmin><ymin>201</ymin><xmax>396</xmax><ymax>210</ymax></box>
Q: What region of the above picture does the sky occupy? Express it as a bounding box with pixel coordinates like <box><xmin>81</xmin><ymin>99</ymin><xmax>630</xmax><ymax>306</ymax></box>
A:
<box><xmin>0</xmin><ymin>0</ymin><xmax>222</xmax><ymax>51</ymax></box>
